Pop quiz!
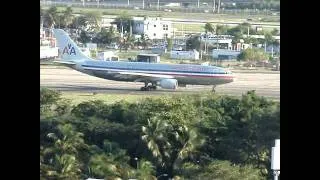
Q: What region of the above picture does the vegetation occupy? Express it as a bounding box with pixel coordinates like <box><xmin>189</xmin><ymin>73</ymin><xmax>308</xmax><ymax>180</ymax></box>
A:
<box><xmin>238</xmin><ymin>48</ymin><xmax>270</xmax><ymax>62</ymax></box>
<box><xmin>41</xmin><ymin>88</ymin><xmax>279</xmax><ymax>179</ymax></box>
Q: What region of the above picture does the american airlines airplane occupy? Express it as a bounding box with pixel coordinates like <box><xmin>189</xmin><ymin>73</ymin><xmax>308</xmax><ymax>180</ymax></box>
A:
<box><xmin>53</xmin><ymin>29</ymin><xmax>234</xmax><ymax>91</ymax></box>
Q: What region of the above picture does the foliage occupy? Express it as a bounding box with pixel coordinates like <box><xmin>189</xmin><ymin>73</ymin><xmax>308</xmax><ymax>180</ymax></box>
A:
<box><xmin>198</xmin><ymin>160</ymin><xmax>264</xmax><ymax>180</ymax></box>
<box><xmin>40</xmin><ymin>88</ymin><xmax>61</xmax><ymax>114</ymax></box>
<box><xmin>43</xmin><ymin>6</ymin><xmax>59</xmax><ymax>28</ymax></box>
<box><xmin>166</xmin><ymin>38</ymin><xmax>173</xmax><ymax>51</ymax></box>
<box><xmin>78</xmin><ymin>30</ymin><xmax>91</xmax><ymax>44</ymax></box>
<box><xmin>204</xmin><ymin>22</ymin><xmax>214</xmax><ymax>34</ymax></box>
<box><xmin>186</xmin><ymin>35</ymin><xmax>201</xmax><ymax>51</ymax></box>
<box><xmin>92</xmin><ymin>27</ymin><xmax>117</xmax><ymax>45</ymax></box>
<box><xmin>86</xmin><ymin>11</ymin><xmax>102</xmax><ymax>31</ymax></box>
<box><xmin>215</xmin><ymin>25</ymin><xmax>228</xmax><ymax>35</ymax></box>
<box><xmin>237</xmin><ymin>48</ymin><xmax>270</xmax><ymax>62</ymax></box>
<box><xmin>40</xmin><ymin>89</ymin><xmax>279</xmax><ymax>179</ymax></box>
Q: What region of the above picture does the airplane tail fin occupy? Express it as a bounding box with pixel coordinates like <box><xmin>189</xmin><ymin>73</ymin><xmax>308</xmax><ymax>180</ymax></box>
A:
<box><xmin>53</xmin><ymin>29</ymin><xmax>89</xmax><ymax>62</ymax></box>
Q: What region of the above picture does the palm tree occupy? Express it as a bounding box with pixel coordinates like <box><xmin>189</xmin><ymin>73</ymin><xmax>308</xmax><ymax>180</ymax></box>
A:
<box><xmin>136</xmin><ymin>159</ymin><xmax>157</xmax><ymax>180</ymax></box>
<box><xmin>141</xmin><ymin>115</ymin><xmax>204</xmax><ymax>177</ymax></box>
<box><xmin>47</xmin><ymin>124</ymin><xmax>88</xmax><ymax>155</ymax></box>
<box><xmin>140</xmin><ymin>34</ymin><xmax>151</xmax><ymax>50</ymax></box>
<box><xmin>53</xmin><ymin>154</ymin><xmax>82</xmax><ymax>179</ymax></box>
<box><xmin>89</xmin><ymin>153</ymin><xmax>134</xmax><ymax>179</ymax></box>
<box><xmin>43</xmin><ymin>124</ymin><xmax>88</xmax><ymax>179</ymax></box>
<box><xmin>84</xmin><ymin>11</ymin><xmax>102</xmax><ymax>32</ymax></box>
<box><xmin>44</xmin><ymin>6</ymin><xmax>59</xmax><ymax>28</ymax></box>
<box><xmin>204</xmin><ymin>23</ymin><xmax>214</xmax><ymax>54</ymax></box>
<box><xmin>62</xmin><ymin>7</ymin><xmax>74</xmax><ymax>28</ymax></box>
<box><xmin>141</xmin><ymin>117</ymin><xmax>169</xmax><ymax>161</ymax></box>
<box><xmin>119</xmin><ymin>33</ymin><xmax>135</xmax><ymax>52</ymax></box>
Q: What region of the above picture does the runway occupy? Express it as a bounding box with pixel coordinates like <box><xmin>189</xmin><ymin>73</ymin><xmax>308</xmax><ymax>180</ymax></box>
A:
<box><xmin>40</xmin><ymin>65</ymin><xmax>280</xmax><ymax>100</ymax></box>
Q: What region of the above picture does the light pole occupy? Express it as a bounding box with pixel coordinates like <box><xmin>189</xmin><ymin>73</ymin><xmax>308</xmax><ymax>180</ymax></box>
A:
<box><xmin>157</xmin><ymin>0</ymin><xmax>160</xmax><ymax>10</ymax></box>
<box><xmin>157</xmin><ymin>174</ymin><xmax>168</xmax><ymax>179</ymax></box>
<box><xmin>142</xmin><ymin>0</ymin><xmax>145</xmax><ymax>9</ymax></box>
<box><xmin>271</xmin><ymin>139</ymin><xmax>280</xmax><ymax>180</ymax></box>
<box><xmin>134</xmin><ymin>157</ymin><xmax>139</xmax><ymax>169</ymax></box>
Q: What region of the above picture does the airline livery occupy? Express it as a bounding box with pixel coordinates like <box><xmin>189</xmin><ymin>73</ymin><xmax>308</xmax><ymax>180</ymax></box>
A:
<box><xmin>53</xmin><ymin>29</ymin><xmax>234</xmax><ymax>91</ymax></box>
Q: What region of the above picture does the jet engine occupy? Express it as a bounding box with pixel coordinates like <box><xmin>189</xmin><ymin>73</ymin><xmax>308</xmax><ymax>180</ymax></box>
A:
<box><xmin>159</xmin><ymin>79</ymin><xmax>178</xmax><ymax>89</ymax></box>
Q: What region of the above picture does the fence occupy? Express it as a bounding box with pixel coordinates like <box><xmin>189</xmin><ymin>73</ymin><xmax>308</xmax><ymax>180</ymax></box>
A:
<box><xmin>40</xmin><ymin>1</ymin><xmax>276</xmax><ymax>16</ymax></box>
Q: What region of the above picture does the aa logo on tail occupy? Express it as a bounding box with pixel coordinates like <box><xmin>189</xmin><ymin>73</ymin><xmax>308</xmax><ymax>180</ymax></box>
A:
<box><xmin>62</xmin><ymin>44</ymin><xmax>76</xmax><ymax>55</ymax></box>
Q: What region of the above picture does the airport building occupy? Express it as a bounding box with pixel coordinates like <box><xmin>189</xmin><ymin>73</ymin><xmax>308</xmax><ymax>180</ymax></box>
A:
<box><xmin>40</xmin><ymin>27</ymin><xmax>59</xmax><ymax>60</ymax></box>
<box><xmin>132</xmin><ymin>17</ymin><xmax>173</xmax><ymax>40</ymax></box>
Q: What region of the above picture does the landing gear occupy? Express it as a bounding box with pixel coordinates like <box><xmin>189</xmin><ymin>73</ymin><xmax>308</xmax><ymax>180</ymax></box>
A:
<box><xmin>212</xmin><ymin>85</ymin><xmax>216</xmax><ymax>93</ymax></box>
<box><xmin>140</xmin><ymin>83</ymin><xmax>157</xmax><ymax>91</ymax></box>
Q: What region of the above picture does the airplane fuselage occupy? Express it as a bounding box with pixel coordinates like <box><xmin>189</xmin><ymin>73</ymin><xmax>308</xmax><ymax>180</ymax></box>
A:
<box><xmin>72</xmin><ymin>60</ymin><xmax>234</xmax><ymax>86</ymax></box>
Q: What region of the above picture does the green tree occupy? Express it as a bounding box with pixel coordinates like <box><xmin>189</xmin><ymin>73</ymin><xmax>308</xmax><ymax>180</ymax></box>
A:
<box><xmin>237</xmin><ymin>48</ymin><xmax>269</xmax><ymax>62</ymax></box>
<box><xmin>93</xmin><ymin>28</ymin><xmax>117</xmax><ymax>45</ymax></box>
<box><xmin>215</xmin><ymin>24</ymin><xmax>228</xmax><ymax>35</ymax></box>
<box><xmin>119</xmin><ymin>33</ymin><xmax>135</xmax><ymax>52</ymax></box>
<box><xmin>265</xmin><ymin>32</ymin><xmax>276</xmax><ymax>45</ymax></box>
<box><xmin>42</xmin><ymin>124</ymin><xmax>88</xmax><ymax>179</ymax></box>
<box><xmin>61</xmin><ymin>7</ymin><xmax>74</xmax><ymax>28</ymax></box>
<box><xmin>198</xmin><ymin>160</ymin><xmax>264</xmax><ymax>180</ymax></box>
<box><xmin>136</xmin><ymin>34</ymin><xmax>151</xmax><ymax>50</ymax></box>
<box><xmin>84</xmin><ymin>11</ymin><xmax>102</xmax><ymax>32</ymax></box>
<box><xmin>141</xmin><ymin>107</ymin><xmax>204</xmax><ymax>178</ymax></box>
<box><xmin>43</xmin><ymin>6</ymin><xmax>59</xmax><ymax>28</ymax></box>
<box><xmin>186</xmin><ymin>35</ymin><xmax>201</xmax><ymax>51</ymax></box>
<box><xmin>204</xmin><ymin>22</ymin><xmax>214</xmax><ymax>34</ymax></box>
<box><xmin>70</xmin><ymin>15</ymin><xmax>87</xmax><ymax>29</ymax></box>
<box><xmin>166</xmin><ymin>38</ymin><xmax>173</xmax><ymax>51</ymax></box>
<box><xmin>46</xmin><ymin>124</ymin><xmax>88</xmax><ymax>156</ymax></box>
<box><xmin>271</xmin><ymin>28</ymin><xmax>279</xmax><ymax>36</ymax></box>
<box><xmin>40</xmin><ymin>88</ymin><xmax>61</xmax><ymax>114</ymax></box>
<box><xmin>78</xmin><ymin>30</ymin><xmax>91</xmax><ymax>44</ymax></box>
<box><xmin>136</xmin><ymin>159</ymin><xmax>157</xmax><ymax>180</ymax></box>
<box><xmin>89</xmin><ymin>152</ymin><xmax>134</xmax><ymax>179</ymax></box>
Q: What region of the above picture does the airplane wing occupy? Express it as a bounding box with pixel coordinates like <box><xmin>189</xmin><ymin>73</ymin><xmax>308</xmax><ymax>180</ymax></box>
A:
<box><xmin>53</xmin><ymin>60</ymin><xmax>76</xmax><ymax>65</ymax></box>
<box><xmin>82</xmin><ymin>66</ymin><xmax>174</xmax><ymax>82</ymax></box>
<box><xmin>117</xmin><ymin>72</ymin><xmax>174</xmax><ymax>82</ymax></box>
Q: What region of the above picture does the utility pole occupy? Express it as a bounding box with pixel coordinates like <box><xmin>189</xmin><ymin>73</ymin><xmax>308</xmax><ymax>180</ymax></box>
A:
<box><xmin>271</xmin><ymin>139</ymin><xmax>280</xmax><ymax>180</ymax></box>
<box><xmin>157</xmin><ymin>0</ymin><xmax>160</xmax><ymax>10</ymax></box>
<box><xmin>128</xmin><ymin>0</ymin><xmax>130</xmax><ymax>6</ymax></box>
<box><xmin>198</xmin><ymin>0</ymin><xmax>200</xmax><ymax>8</ymax></box>
<box><xmin>212</xmin><ymin>0</ymin><xmax>216</xmax><ymax>13</ymax></box>
<box><xmin>142</xmin><ymin>0</ymin><xmax>145</xmax><ymax>9</ymax></box>
<box><xmin>217</xmin><ymin>0</ymin><xmax>221</xmax><ymax>14</ymax></box>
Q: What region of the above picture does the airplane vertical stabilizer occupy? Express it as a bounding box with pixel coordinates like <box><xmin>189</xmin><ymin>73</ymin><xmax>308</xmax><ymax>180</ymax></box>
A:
<box><xmin>53</xmin><ymin>29</ymin><xmax>89</xmax><ymax>62</ymax></box>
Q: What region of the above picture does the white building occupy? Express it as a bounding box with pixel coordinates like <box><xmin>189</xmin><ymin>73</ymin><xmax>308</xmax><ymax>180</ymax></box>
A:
<box><xmin>133</xmin><ymin>17</ymin><xmax>173</xmax><ymax>40</ymax></box>
<box><xmin>171</xmin><ymin>50</ymin><xmax>199</xmax><ymax>60</ymax></box>
<box><xmin>212</xmin><ymin>49</ymin><xmax>241</xmax><ymax>60</ymax></box>
<box><xmin>40</xmin><ymin>28</ymin><xmax>58</xmax><ymax>59</ymax></box>
<box><xmin>201</xmin><ymin>35</ymin><xmax>234</xmax><ymax>50</ymax></box>
<box><xmin>97</xmin><ymin>51</ymin><xmax>119</xmax><ymax>61</ymax></box>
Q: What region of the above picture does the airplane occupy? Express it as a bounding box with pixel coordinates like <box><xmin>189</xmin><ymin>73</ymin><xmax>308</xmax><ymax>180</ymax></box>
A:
<box><xmin>52</xmin><ymin>29</ymin><xmax>234</xmax><ymax>92</ymax></box>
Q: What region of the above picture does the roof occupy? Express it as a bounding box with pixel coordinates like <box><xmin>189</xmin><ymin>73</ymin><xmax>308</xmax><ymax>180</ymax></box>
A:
<box><xmin>138</xmin><ymin>54</ymin><xmax>160</xmax><ymax>57</ymax></box>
